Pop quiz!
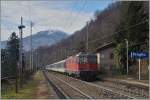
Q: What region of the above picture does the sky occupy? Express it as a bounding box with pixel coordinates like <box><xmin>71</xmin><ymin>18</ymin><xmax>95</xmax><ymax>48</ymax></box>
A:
<box><xmin>1</xmin><ymin>0</ymin><xmax>113</xmax><ymax>41</ymax></box>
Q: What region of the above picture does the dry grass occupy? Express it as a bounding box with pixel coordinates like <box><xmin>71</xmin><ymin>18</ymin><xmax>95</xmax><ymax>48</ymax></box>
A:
<box><xmin>1</xmin><ymin>71</ymin><xmax>50</xmax><ymax>99</ymax></box>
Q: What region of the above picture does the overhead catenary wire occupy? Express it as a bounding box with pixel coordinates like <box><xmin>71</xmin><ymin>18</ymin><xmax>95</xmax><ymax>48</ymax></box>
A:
<box><xmin>68</xmin><ymin>0</ymin><xmax>87</xmax><ymax>30</ymax></box>
<box><xmin>63</xmin><ymin>0</ymin><xmax>78</xmax><ymax>29</ymax></box>
<box><xmin>88</xmin><ymin>19</ymin><xmax>148</xmax><ymax>44</ymax></box>
<box><xmin>28</xmin><ymin>1</ymin><xmax>33</xmax><ymax>73</ymax></box>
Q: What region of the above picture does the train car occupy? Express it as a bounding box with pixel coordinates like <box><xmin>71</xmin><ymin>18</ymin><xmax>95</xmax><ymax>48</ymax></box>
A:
<box><xmin>65</xmin><ymin>52</ymin><xmax>98</xmax><ymax>81</ymax></box>
<box><xmin>45</xmin><ymin>52</ymin><xmax>98</xmax><ymax>81</ymax></box>
<box><xmin>46</xmin><ymin>60</ymin><xmax>65</xmax><ymax>73</ymax></box>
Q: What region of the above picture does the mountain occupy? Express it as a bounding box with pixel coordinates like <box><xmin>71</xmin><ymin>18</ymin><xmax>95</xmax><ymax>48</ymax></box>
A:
<box><xmin>1</xmin><ymin>30</ymin><xmax>68</xmax><ymax>51</ymax></box>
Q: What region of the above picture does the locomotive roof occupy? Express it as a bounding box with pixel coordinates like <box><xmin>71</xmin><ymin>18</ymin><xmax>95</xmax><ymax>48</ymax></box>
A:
<box><xmin>76</xmin><ymin>52</ymin><xmax>96</xmax><ymax>57</ymax></box>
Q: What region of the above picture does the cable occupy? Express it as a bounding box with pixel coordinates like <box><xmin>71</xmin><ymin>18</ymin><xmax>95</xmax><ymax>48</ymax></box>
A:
<box><xmin>63</xmin><ymin>0</ymin><xmax>78</xmax><ymax>29</ymax></box>
<box><xmin>68</xmin><ymin>0</ymin><xmax>87</xmax><ymax>30</ymax></box>
<box><xmin>88</xmin><ymin>19</ymin><xmax>148</xmax><ymax>44</ymax></box>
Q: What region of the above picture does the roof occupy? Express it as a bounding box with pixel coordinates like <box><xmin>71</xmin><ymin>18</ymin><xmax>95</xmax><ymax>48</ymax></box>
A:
<box><xmin>76</xmin><ymin>52</ymin><xmax>88</xmax><ymax>56</ymax></box>
<box><xmin>96</xmin><ymin>41</ymin><xmax>116</xmax><ymax>51</ymax></box>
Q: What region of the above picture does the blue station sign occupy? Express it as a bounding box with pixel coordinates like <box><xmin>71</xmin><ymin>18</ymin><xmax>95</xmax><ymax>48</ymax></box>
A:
<box><xmin>130</xmin><ymin>51</ymin><xmax>149</xmax><ymax>59</ymax></box>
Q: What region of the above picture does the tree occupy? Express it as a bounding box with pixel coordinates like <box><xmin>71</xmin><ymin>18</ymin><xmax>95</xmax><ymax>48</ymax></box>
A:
<box><xmin>114</xmin><ymin>1</ymin><xmax>149</xmax><ymax>74</ymax></box>
<box><xmin>7</xmin><ymin>32</ymin><xmax>19</xmax><ymax>76</ymax></box>
<box><xmin>1</xmin><ymin>49</ymin><xmax>9</xmax><ymax>77</ymax></box>
<box><xmin>4</xmin><ymin>32</ymin><xmax>20</xmax><ymax>93</ymax></box>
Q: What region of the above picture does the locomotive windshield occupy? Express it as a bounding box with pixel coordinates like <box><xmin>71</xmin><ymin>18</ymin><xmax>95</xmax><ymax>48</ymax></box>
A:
<box><xmin>88</xmin><ymin>55</ymin><xmax>97</xmax><ymax>64</ymax></box>
<box><xmin>79</xmin><ymin>56</ymin><xmax>88</xmax><ymax>64</ymax></box>
<box><xmin>79</xmin><ymin>54</ymin><xmax>97</xmax><ymax>64</ymax></box>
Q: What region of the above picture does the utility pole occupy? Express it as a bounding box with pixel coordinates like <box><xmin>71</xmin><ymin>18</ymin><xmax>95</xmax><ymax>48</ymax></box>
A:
<box><xmin>86</xmin><ymin>22</ymin><xmax>89</xmax><ymax>53</ymax></box>
<box><xmin>35</xmin><ymin>49</ymin><xmax>37</xmax><ymax>70</ymax></box>
<box><xmin>36</xmin><ymin>49</ymin><xmax>38</xmax><ymax>71</ymax></box>
<box><xmin>18</xmin><ymin>17</ymin><xmax>25</xmax><ymax>88</ymax></box>
<box><xmin>16</xmin><ymin>62</ymin><xmax>19</xmax><ymax>93</ymax></box>
<box><xmin>65</xmin><ymin>48</ymin><xmax>67</xmax><ymax>58</ymax></box>
<box><xmin>30</xmin><ymin>22</ymin><xmax>33</xmax><ymax>73</ymax></box>
<box><xmin>125</xmin><ymin>39</ymin><xmax>129</xmax><ymax>75</ymax></box>
<box><xmin>37</xmin><ymin>49</ymin><xmax>40</xmax><ymax>70</ymax></box>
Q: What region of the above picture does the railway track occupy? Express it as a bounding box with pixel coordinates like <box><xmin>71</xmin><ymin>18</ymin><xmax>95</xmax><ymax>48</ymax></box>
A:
<box><xmin>45</xmin><ymin>71</ymin><xmax>138</xmax><ymax>99</ymax></box>
<box><xmin>43</xmin><ymin>71</ymin><xmax>92</xmax><ymax>99</ymax></box>
<box><xmin>92</xmin><ymin>80</ymin><xmax>149</xmax><ymax>99</ymax></box>
<box><xmin>43</xmin><ymin>71</ymin><xmax>67</xmax><ymax>99</ymax></box>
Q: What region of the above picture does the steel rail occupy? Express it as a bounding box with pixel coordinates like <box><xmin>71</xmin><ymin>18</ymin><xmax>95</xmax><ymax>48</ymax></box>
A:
<box><xmin>49</xmin><ymin>72</ymin><xmax>93</xmax><ymax>99</ymax></box>
<box><xmin>43</xmin><ymin>71</ymin><xmax>69</xmax><ymax>99</ymax></box>
<box><xmin>62</xmin><ymin>72</ymin><xmax>137</xmax><ymax>99</ymax></box>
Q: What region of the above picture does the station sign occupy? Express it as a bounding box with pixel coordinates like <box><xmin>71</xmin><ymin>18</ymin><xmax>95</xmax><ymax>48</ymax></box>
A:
<box><xmin>130</xmin><ymin>51</ymin><xmax>149</xmax><ymax>80</ymax></box>
<box><xmin>130</xmin><ymin>51</ymin><xmax>149</xmax><ymax>59</ymax></box>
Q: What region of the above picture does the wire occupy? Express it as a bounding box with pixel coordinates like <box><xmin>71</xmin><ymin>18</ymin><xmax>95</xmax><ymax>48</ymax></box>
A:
<box><xmin>88</xmin><ymin>19</ymin><xmax>148</xmax><ymax>44</ymax></box>
<box><xmin>63</xmin><ymin>0</ymin><xmax>78</xmax><ymax>29</ymax></box>
<box><xmin>114</xmin><ymin>19</ymin><xmax>148</xmax><ymax>34</ymax></box>
<box><xmin>68</xmin><ymin>0</ymin><xmax>87</xmax><ymax>30</ymax></box>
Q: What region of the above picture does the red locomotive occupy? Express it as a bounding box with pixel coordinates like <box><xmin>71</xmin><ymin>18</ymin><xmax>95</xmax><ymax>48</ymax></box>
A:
<box><xmin>46</xmin><ymin>52</ymin><xmax>98</xmax><ymax>81</ymax></box>
<box><xmin>65</xmin><ymin>52</ymin><xmax>98</xmax><ymax>80</ymax></box>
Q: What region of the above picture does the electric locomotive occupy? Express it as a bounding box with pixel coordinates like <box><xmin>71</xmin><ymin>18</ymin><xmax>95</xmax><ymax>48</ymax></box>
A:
<box><xmin>65</xmin><ymin>52</ymin><xmax>98</xmax><ymax>80</ymax></box>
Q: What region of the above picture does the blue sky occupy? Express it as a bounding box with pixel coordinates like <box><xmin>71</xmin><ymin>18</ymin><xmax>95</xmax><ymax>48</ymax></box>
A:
<box><xmin>1</xmin><ymin>0</ymin><xmax>113</xmax><ymax>41</ymax></box>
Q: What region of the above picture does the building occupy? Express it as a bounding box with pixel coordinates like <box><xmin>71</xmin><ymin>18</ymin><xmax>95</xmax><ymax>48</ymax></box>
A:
<box><xmin>96</xmin><ymin>42</ymin><xmax>116</xmax><ymax>75</ymax></box>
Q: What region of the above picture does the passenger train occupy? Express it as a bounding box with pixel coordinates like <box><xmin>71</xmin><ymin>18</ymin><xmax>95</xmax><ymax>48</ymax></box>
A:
<box><xmin>45</xmin><ymin>52</ymin><xmax>98</xmax><ymax>81</ymax></box>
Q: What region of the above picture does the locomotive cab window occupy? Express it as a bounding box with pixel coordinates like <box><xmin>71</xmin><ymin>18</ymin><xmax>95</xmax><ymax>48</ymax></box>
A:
<box><xmin>79</xmin><ymin>56</ymin><xmax>87</xmax><ymax>64</ymax></box>
<box><xmin>88</xmin><ymin>56</ymin><xmax>97</xmax><ymax>64</ymax></box>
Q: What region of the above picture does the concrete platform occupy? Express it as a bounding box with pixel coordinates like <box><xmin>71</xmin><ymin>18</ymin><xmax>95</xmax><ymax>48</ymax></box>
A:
<box><xmin>102</xmin><ymin>77</ymin><xmax>149</xmax><ymax>89</ymax></box>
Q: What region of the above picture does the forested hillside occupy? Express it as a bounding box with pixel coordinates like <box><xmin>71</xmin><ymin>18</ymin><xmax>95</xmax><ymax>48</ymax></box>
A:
<box><xmin>29</xmin><ymin>1</ymin><xmax>148</xmax><ymax>69</ymax></box>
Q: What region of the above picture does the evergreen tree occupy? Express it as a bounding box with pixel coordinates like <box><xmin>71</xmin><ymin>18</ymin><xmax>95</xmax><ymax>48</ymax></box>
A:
<box><xmin>1</xmin><ymin>49</ymin><xmax>9</xmax><ymax>77</ymax></box>
<box><xmin>7</xmin><ymin>32</ymin><xmax>19</xmax><ymax>76</ymax></box>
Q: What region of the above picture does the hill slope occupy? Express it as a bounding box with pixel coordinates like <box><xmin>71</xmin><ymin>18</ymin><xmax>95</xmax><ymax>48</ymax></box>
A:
<box><xmin>1</xmin><ymin>30</ymin><xmax>68</xmax><ymax>51</ymax></box>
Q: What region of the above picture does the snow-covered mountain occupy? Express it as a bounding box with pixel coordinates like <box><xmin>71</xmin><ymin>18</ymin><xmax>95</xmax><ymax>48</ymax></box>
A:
<box><xmin>1</xmin><ymin>30</ymin><xmax>68</xmax><ymax>51</ymax></box>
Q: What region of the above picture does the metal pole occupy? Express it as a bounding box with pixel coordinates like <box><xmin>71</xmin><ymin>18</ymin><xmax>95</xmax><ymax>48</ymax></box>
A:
<box><xmin>86</xmin><ymin>22</ymin><xmax>89</xmax><ymax>52</ymax></box>
<box><xmin>65</xmin><ymin>48</ymin><xmax>67</xmax><ymax>58</ymax></box>
<box><xmin>36</xmin><ymin>49</ymin><xmax>39</xmax><ymax>70</ymax></box>
<box><xmin>127</xmin><ymin>40</ymin><xmax>128</xmax><ymax>75</ymax></box>
<box><xmin>139</xmin><ymin>59</ymin><xmax>141</xmax><ymax>80</ymax></box>
<box><xmin>18</xmin><ymin>17</ymin><xmax>25</xmax><ymax>88</ymax></box>
<box><xmin>36</xmin><ymin>49</ymin><xmax>38</xmax><ymax>70</ymax></box>
<box><xmin>30</xmin><ymin>32</ymin><xmax>32</xmax><ymax>73</ymax></box>
<box><xmin>20</xmin><ymin>29</ymin><xmax>23</xmax><ymax>87</ymax></box>
<box><xmin>125</xmin><ymin>39</ymin><xmax>129</xmax><ymax>75</ymax></box>
<box><xmin>30</xmin><ymin>22</ymin><xmax>33</xmax><ymax>73</ymax></box>
<box><xmin>20</xmin><ymin>17</ymin><xmax>23</xmax><ymax>88</ymax></box>
<box><xmin>19</xmin><ymin>29</ymin><xmax>21</xmax><ymax>87</ymax></box>
<box><xmin>15</xmin><ymin>62</ymin><xmax>19</xmax><ymax>93</ymax></box>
